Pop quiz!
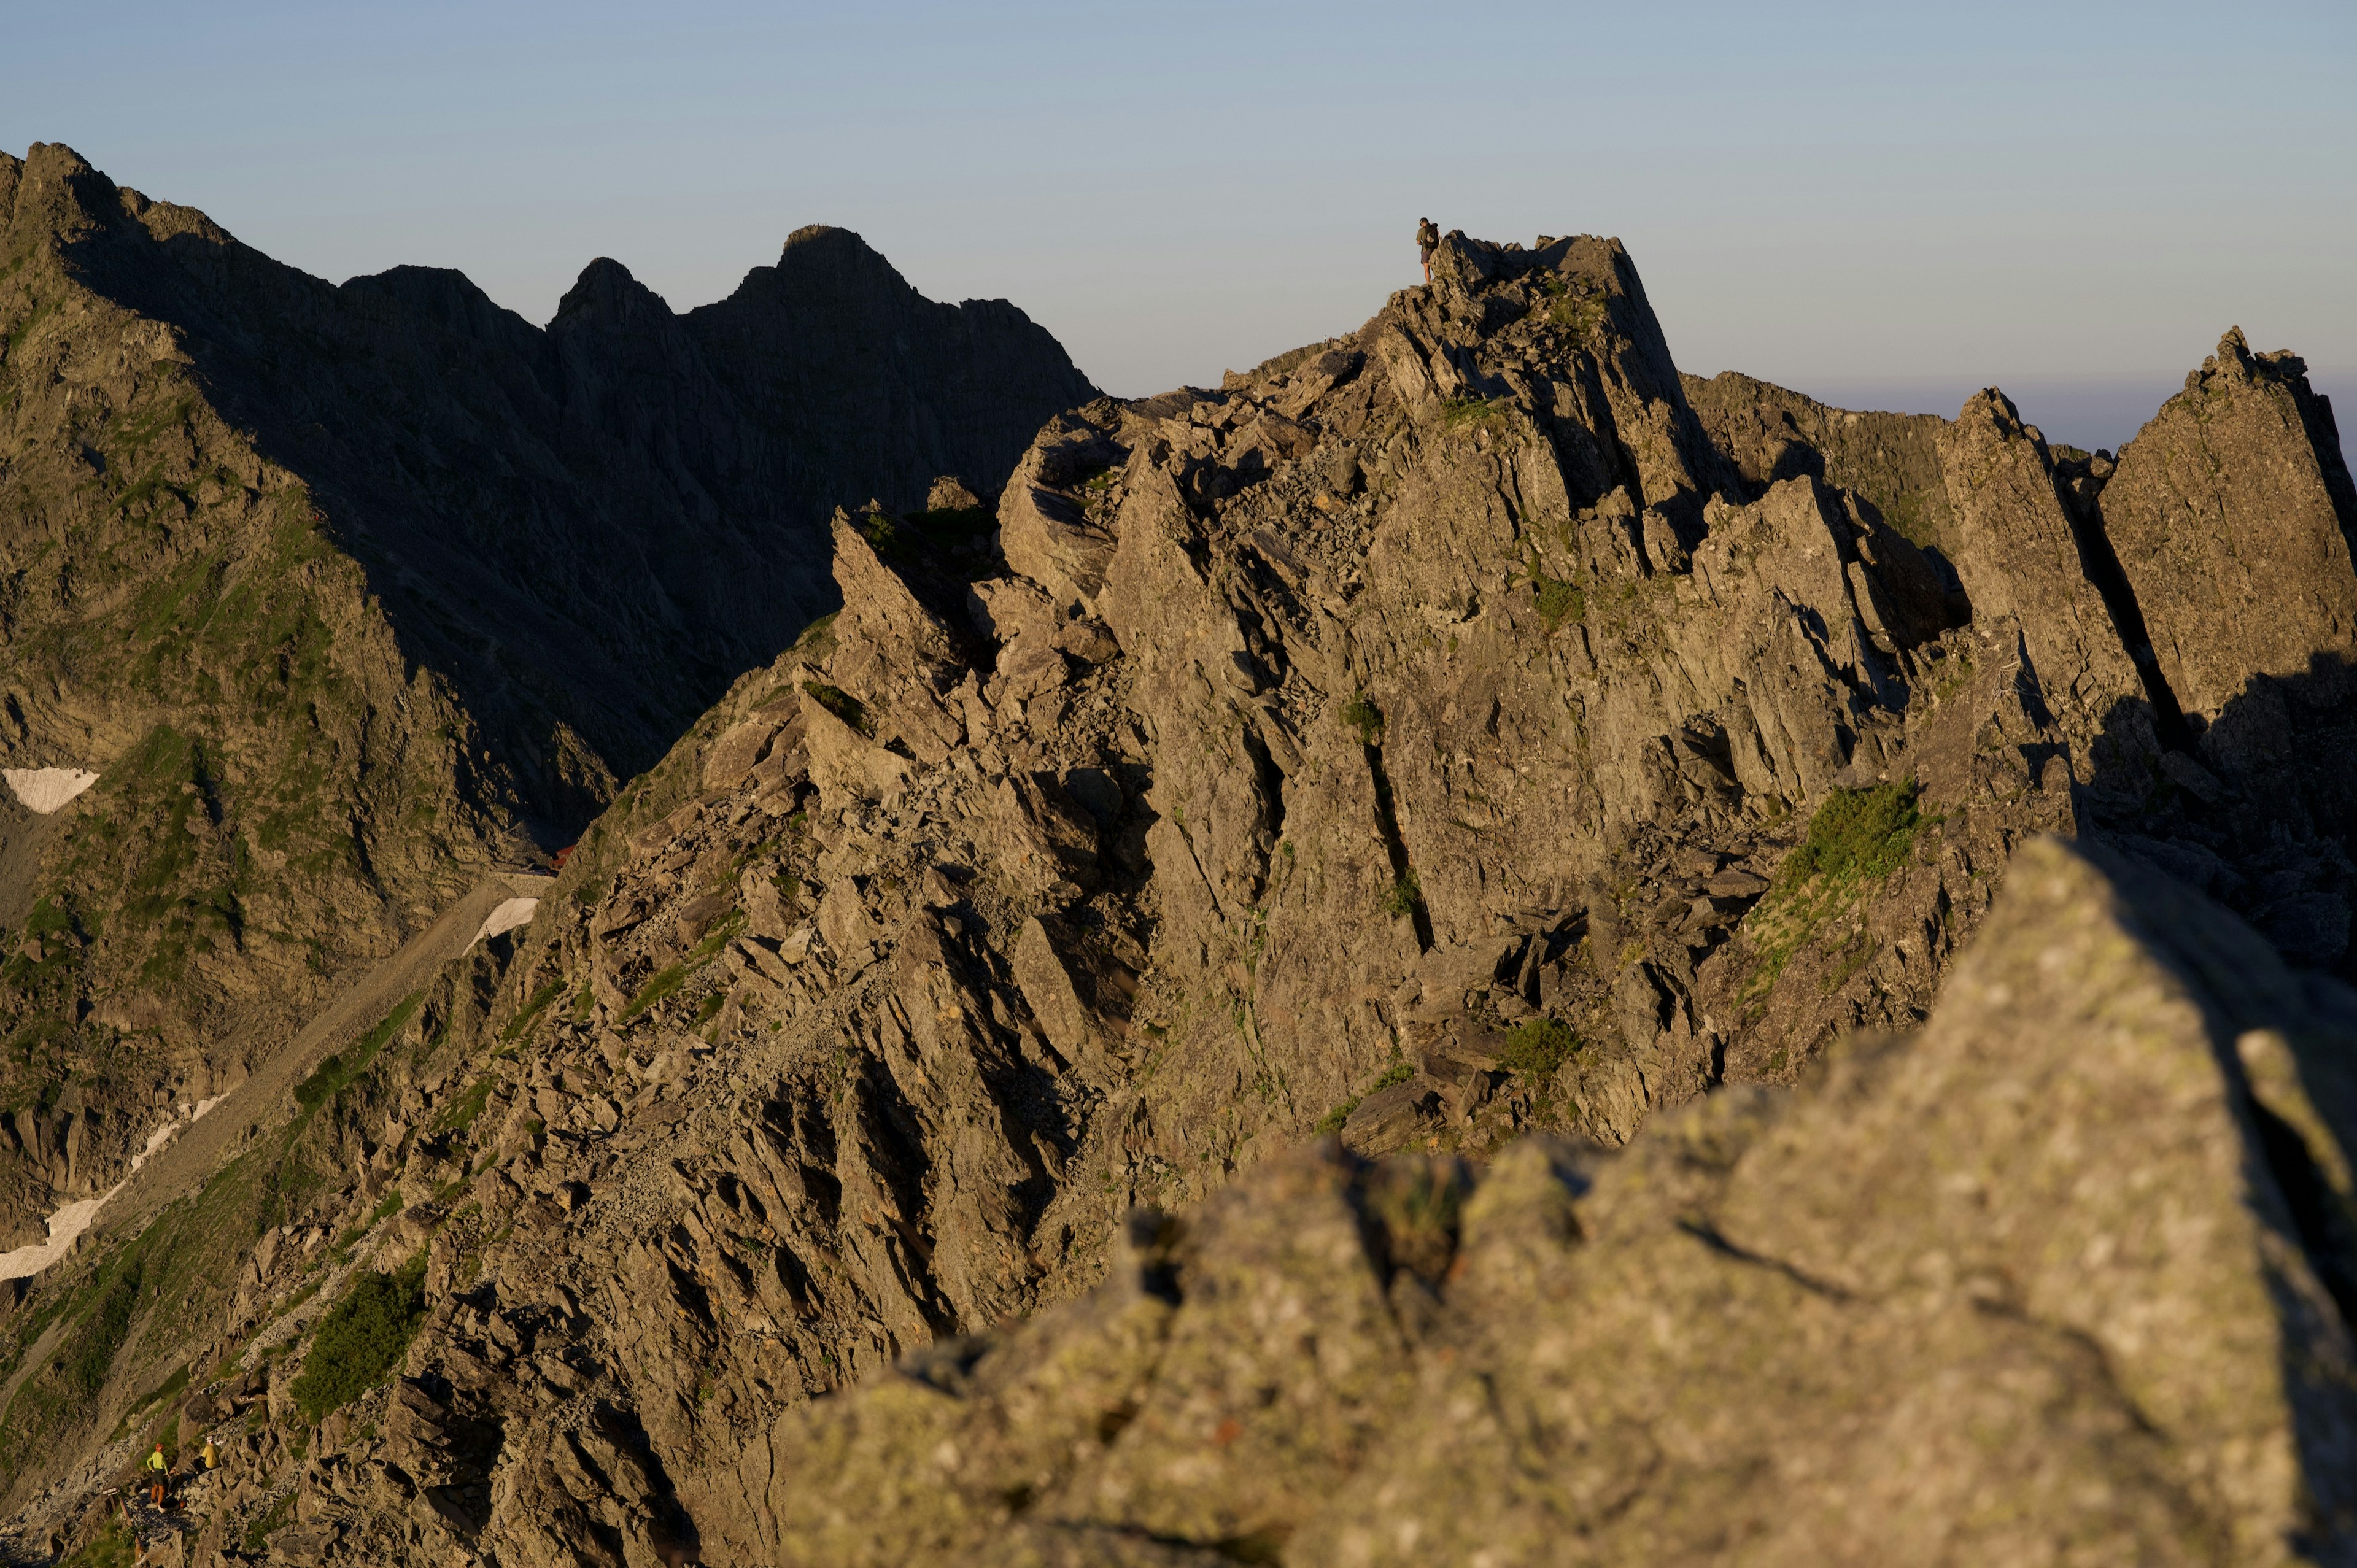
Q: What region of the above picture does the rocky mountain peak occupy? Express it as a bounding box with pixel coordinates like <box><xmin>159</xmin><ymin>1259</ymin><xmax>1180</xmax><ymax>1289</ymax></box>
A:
<box><xmin>738</xmin><ymin>222</ymin><xmax>921</xmax><ymax>309</ymax></box>
<box><xmin>2199</xmin><ymin>322</ymin><xmax>2289</xmax><ymax>387</ymax></box>
<box><xmin>4</xmin><ymin>142</ymin><xmax>110</xmax><ymax>245</ymax></box>
<box><xmin>549</xmin><ymin>254</ymin><xmax>671</xmax><ymax>330</ymax></box>
<box><xmin>340</xmin><ymin>263</ymin><xmax>540</xmax><ymax>346</ymax></box>
<box><xmin>780</xmin><ymin>219</ymin><xmax>873</xmax><ymax>255</ymax></box>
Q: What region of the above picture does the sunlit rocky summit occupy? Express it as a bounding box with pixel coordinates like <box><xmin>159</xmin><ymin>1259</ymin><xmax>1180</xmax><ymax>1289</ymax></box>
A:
<box><xmin>2</xmin><ymin>145</ymin><xmax>2355</xmax><ymax>1566</ymax></box>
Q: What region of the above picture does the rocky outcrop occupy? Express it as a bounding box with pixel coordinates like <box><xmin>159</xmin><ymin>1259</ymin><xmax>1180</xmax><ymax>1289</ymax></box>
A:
<box><xmin>743</xmin><ymin>837</ymin><xmax>2357</xmax><ymax>1566</ymax></box>
<box><xmin>1684</xmin><ymin>368</ymin><xmax>1962</xmax><ymax>563</ymax></box>
<box><xmin>1679</xmin><ymin>349</ymin><xmax>2357</xmax><ymax>974</ymax></box>
<box><xmin>2102</xmin><ymin>328</ymin><xmax>2357</xmax><ymax>743</ymax></box>
<box><xmin>1934</xmin><ymin>388</ymin><xmax>2151</xmax><ymax>752</ymax></box>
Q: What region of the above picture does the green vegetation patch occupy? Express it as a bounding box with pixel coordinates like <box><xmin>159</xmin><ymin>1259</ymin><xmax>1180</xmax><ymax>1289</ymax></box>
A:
<box><xmin>293</xmin><ymin>993</ymin><xmax>420</xmax><ymax>1114</ymax></box>
<box><xmin>1527</xmin><ymin>561</ymin><xmax>1585</xmax><ymax>632</ymax></box>
<box><xmin>1498</xmin><ymin>1016</ymin><xmax>1579</xmax><ymax>1080</ymax></box>
<box><xmin>291</xmin><ymin>1055</ymin><xmax>343</xmax><ymax>1111</ymax></box>
<box><xmin>854</xmin><ymin>511</ymin><xmax>903</xmax><ymax>557</ymax></box>
<box><xmin>789</xmin><ymin>611</ymin><xmax>839</xmax><ymax>663</ymax></box>
<box><xmin>620</xmin><ymin>911</ymin><xmax>743</xmax><ymax>1022</ymax></box>
<box><xmin>431</xmin><ymin>1074</ymin><xmax>495</xmax><ymax>1135</ymax></box>
<box><xmin>857</xmin><ymin>504</ymin><xmax>995</xmax><ymax>563</ymax></box>
<box><xmin>623</xmin><ymin>970</ymin><xmax>683</xmax><ymax>1018</ymax></box>
<box><xmin>1339</xmin><ymin>694</ymin><xmax>1385</xmax><ymax>747</ymax></box>
<box><xmin>0</xmin><ymin>1130</ymin><xmax>280</xmax><ymax>1477</ymax></box>
<box><xmin>4</xmin><ymin>298</ymin><xmax>56</xmax><ymax>356</ymax></box>
<box><xmin>1773</xmin><ymin>782</ymin><xmax>1922</xmax><ymax>893</ymax></box>
<box><xmin>801</xmin><ymin>681</ymin><xmax>872</xmax><ymax>738</ymax></box>
<box><xmin>1883</xmin><ymin>487</ymin><xmax>1936</xmax><ymax>547</ymax></box>
<box><xmin>1380</xmin><ymin>869</ymin><xmax>1422</xmax><ymax>919</ymax></box>
<box><xmin>1541</xmin><ymin>274</ymin><xmax>1610</xmax><ymax>335</ymax></box>
<box><xmin>501</xmin><ymin>978</ymin><xmax>566</xmax><ymax>1041</ymax></box>
<box><xmin>107</xmin><ymin>1354</ymin><xmax>192</xmax><ymax>1443</ymax></box>
<box><xmin>131</xmin><ymin>1360</ymin><xmax>190</xmax><ymax>1419</ymax></box>
<box><xmin>1741</xmin><ymin>782</ymin><xmax>1929</xmax><ymax>1006</ymax></box>
<box><xmin>1440</xmin><ymin>396</ymin><xmax>1506</xmax><ymax>428</ymax></box>
<box><xmin>60</xmin><ymin>1519</ymin><xmax>134</xmax><ymax>1568</ymax></box>
<box><xmin>289</xmin><ymin>1251</ymin><xmax>427</xmax><ymax>1425</ymax></box>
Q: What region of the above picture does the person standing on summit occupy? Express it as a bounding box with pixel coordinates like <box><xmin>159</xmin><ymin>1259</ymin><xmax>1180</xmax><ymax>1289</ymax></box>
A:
<box><xmin>1418</xmin><ymin>217</ymin><xmax>1439</xmax><ymax>283</ymax></box>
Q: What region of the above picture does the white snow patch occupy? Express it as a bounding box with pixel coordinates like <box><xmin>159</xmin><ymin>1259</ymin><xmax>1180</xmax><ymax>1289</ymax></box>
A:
<box><xmin>3</xmin><ymin>768</ymin><xmax>99</xmax><ymax>814</ymax></box>
<box><xmin>0</xmin><ymin>1194</ymin><xmax>110</xmax><ymax>1281</ymax></box>
<box><xmin>0</xmin><ymin>1095</ymin><xmax>223</xmax><ymax>1280</ymax></box>
<box><xmin>473</xmin><ymin>897</ymin><xmax>540</xmax><ymax>946</ymax></box>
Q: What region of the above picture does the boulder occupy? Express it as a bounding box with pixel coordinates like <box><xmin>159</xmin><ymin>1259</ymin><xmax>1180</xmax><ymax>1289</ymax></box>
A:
<box><xmin>800</xmin><ymin>685</ymin><xmax>912</xmax><ymax>806</ymax></box>
<box><xmin>928</xmin><ymin>474</ymin><xmax>985</xmax><ymax>512</ymax></box>
<box><xmin>998</xmin><ymin>412</ymin><xmax>1124</xmax><ymax>611</ymax></box>
<box><xmin>991</xmin><ymin>772</ymin><xmax>1101</xmax><ymax>904</ymax></box>
<box><xmin>1339</xmin><ymin>1077</ymin><xmax>1445</xmax><ymax>1157</ymax></box>
<box><xmin>703</xmin><ymin>703</ymin><xmax>799</xmax><ymax>792</ymax></box>
<box><xmin>825</xmin><ymin>511</ymin><xmax>966</xmax><ymax>763</ymax></box>
<box><xmin>1012</xmin><ymin>916</ymin><xmax>1097</xmax><ymax>1065</ymax></box>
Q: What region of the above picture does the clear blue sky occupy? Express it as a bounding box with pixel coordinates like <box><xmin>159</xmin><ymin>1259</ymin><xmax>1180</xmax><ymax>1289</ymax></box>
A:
<box><xmin>6</xmin><ymin>1</ymin><xmax>2352</xmax><ymax>452</ymax></box>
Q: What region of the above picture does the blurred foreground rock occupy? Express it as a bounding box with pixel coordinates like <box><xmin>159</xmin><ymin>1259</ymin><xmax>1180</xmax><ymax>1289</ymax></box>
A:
<box><xmin>755</xmin><ymin>836</ymin><xmax>2357</xmax><ymax>1566</ymax></box>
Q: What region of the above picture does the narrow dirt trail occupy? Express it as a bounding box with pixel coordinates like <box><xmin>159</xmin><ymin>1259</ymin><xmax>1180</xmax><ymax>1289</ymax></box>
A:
<box><xmin>0</xmin><ymin>872</ymin><xmax>552</xmax><ymax>1545</ymax></box>
<box><xmin>88</xmin><ymin>871</ymin><xmax>551</xmax><ymax>1248</ymax></box>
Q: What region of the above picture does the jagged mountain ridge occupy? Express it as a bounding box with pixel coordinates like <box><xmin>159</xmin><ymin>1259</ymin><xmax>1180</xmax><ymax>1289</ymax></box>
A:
<box><xmin>3</xmin><ymin>221</ymin><xmax>2355</xmax><ymax>1565</ymax></box>
<box><xmin>0</xmin><ymin>142</ymin><xmax>1094</xmax><ymax>1251</ymax></box>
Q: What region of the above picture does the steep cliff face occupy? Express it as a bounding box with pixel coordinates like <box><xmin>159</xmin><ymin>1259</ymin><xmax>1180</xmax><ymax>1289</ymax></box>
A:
<box><xmin>0</xmin><ymin>142</ymin><xmax>1094</xmax><ymax>1249</ymax></box>
<box><xmin>4</xmin><ymin>221</ymin><xmax>2353</xmax><ymax>1566</ymax></box>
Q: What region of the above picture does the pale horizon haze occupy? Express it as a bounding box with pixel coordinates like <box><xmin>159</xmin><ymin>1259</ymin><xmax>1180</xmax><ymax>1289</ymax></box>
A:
<box><xmin>5</xmin><ymin>0</ymin><xmax>2351</xmax><ymax>453</ymax></box>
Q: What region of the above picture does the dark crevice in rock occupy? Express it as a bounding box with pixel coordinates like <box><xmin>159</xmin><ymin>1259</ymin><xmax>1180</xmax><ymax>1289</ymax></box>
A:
<box><xmin>1239</xmin><ymin>724</ymin><xmax>1289</xmax><ymax>906</ymax></box>
<box><xmin>1361</xmin><ymin>740</ymin><xmax>1432</xmax><ymax>952</ymax></box>
<box><xmin>2245</xmin><ymin>1095</ymin><xmax>2357</xmax><ymax>1329</ymax></box>
<box><xmin>2059</xmin><ymin>479</ymin><xmax>2198</xmax><ymax>752</ymax></box>
<box><xmin>1124</xmin><ymin>1209</ymin><xmax>1185</xmax><ymax>1307</ymax></box>
<box><xmin>1673</xmin><ymin>1219</ymin><xmax>1854</xmax><ymax>1302</ymax></box>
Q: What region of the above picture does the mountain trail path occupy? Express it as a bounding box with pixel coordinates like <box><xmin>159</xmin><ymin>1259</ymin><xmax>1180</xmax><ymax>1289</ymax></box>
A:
<box><xmin>88</xmin><ymin>871</ymin><xmax>551</xmax><ymax>1251</ymax></box>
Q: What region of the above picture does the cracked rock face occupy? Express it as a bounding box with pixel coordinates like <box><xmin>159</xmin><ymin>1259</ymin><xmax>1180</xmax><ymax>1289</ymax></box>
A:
<box><xmin>5</xmin><ymin>214</ymin><xmax>2356</xmax><ymax>1567</ymax></box>
<box><xmin>2102</xmin><ymin>329</ymin><xmax>2357</xmax><ymax>736</ymax></box>
<box><xmin>752</xmin><ymin>836</ymin><xmax>2357</xmax><ymax>1566</ymax></box>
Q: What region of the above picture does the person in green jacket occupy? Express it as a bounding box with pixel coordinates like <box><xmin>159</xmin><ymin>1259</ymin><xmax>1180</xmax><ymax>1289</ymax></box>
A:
<box><xmin>145</xmin><ymin>1442</ymin><xmax>168</xmax><ymax>1507</ymax></box>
